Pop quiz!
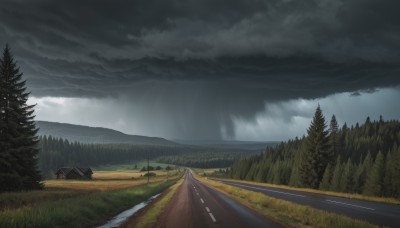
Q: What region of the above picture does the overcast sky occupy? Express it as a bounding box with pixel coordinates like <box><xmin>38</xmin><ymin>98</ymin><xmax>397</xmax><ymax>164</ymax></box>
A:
<box><xmin>2</xmin><ymin>0</ymin><xmax>400</xmax><ymax>141</ymax></box>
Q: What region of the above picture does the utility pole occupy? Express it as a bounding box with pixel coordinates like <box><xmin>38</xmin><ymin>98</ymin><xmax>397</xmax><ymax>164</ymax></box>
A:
<box><xmin>147</xmin><ymin>154</ymin><xmax>150</xmax><ymax>184</ymax></box>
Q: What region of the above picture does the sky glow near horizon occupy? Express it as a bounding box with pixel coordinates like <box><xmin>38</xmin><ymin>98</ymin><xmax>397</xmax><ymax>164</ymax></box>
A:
<box><xmin>29</xmin><ymin>87</ymin><xmax>400</xmax><ymax>141</ymax></box>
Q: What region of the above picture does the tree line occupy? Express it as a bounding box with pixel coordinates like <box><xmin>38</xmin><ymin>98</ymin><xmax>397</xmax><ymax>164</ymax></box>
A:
<box><xmin>156</xmin><ymin>149</ymin><xmax>258</xmax><ymax>168</ymax></box>
<box><xmin>39</xmin><ymin>135</ymin><xmax>186</xmax><ymax>177</ymax></box>
<box><xmin>0</xmin><ymin>45</ymin><xmax>42</xmax><ymax>191</ymax></box>
<box><xmin>229</xmin><ymin>106</ymin><xmax>400</xmax><ymax>197</ymax></box>
<box><xmin>38</xmin><ymin>135</ymin><xmax>258</xmax><ymax>177</ymax></box>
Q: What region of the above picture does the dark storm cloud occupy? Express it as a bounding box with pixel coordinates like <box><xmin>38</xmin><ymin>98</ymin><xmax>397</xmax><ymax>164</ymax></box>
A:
<box><xmin>1</xmin><ymin>0</ymin><xmax>400</xmax><ymax>139</ymax></box>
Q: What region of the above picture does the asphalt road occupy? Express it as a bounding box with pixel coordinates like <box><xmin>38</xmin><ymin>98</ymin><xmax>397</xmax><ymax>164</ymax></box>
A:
<box><xmin>215</xmin><ymin>179</ymin><xmax>400</xmax><ymax>227</ymax></box>
<box><xmin>156</xmin><ymin>171</ymin><xmax>282</xmax><ymax>228</ymax></box>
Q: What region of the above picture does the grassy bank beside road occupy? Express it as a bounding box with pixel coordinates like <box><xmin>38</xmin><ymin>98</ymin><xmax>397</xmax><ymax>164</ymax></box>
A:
<box><xmin>0</xmin><ymin>181</ymin><xmax>176</xmax><ymax>228</ymax></box>
<box><xmin>211</xmin><ymin>177</ymin><xmax>400</xmax><ymax>205</ymax></box>
<box><xmin>129</xmin><ymin>178</ymin><xmax>185</xmax><ymax>228</ymax></box>
<box><xmin>196</xmin><ymin>174</ymin><xmax>377</xmax><ymax>228</ymax></box>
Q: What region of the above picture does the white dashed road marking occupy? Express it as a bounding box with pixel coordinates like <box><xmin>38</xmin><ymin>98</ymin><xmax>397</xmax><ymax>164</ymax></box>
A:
<box><xmin>200</xmin><ymin>198</ymin><xmax>204</xmax><ymax>204</ymax></box>
<box><xmin>209</xmin><ymin>213</ymin><xmax>217</xmax><ymax>223</ymax></box>
<box><xmin>227</xmin><ymin>182</ymin><xmax>306</xmax><ymax>198</ymax></box>
<box><xmin>326</xmin><ymin>200</ymin><xmax>375</xmax><ymax>211</ymax></box>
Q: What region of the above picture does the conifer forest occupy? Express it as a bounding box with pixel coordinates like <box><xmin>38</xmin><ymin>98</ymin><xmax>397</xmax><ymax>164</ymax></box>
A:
<box><xmin>229</xmin><ymin>106</ymin><xmax>400</xmax><ymax>197</ymax></box>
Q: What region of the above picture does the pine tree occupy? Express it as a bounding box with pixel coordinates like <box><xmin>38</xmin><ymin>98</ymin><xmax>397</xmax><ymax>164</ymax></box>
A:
<box><xmin>383</xmin><ymin>150</ymin><xmax>394</xmax><ymax>196</ymax></box>
<box><xmin>0</xmin><ymin>45</ymin><xmax>42</xmax><ymax>191</ymax></box>
<box><xmin>363</xmin><ymin>152</ymin><xmax>385</xmax><ymax>196</ymax></box>
<box><xmin>329</xmin><ymin>115</ymin><xmax>339</xmax><ymax>157</ymax></box>
<box><xmin>300</xmin><ymin>105</ymin><xmax>330</xmax><ymax>188</ymax></box>
<box><xmin>330</xmin><ymin>156</ymin><xmax>342</xmax><ymax>192</ymax></box>
<box><xmin>340</xmin><ymin>158</ymin><xmax>354</xmax><ymax>193</ymax></box>
<box><xmin>383</xmin><ymin>147</ymin><xmax>400</xmax><ymax>197</ymax></box>
<box><xmin>319</xmin><ymin>163</ymin><xmax>332</xmax><ymax>190</ymax></box>
<box><xmin>365</xmin><ymin>116</ymin><xmax>371</xmax><ymax>124</ymax></box>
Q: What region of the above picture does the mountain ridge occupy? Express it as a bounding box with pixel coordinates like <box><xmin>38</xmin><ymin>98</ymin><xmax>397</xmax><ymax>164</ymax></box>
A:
<box><xmin>36</xmin><ymin>121</ymin><xmax>177</xmax><ymax>146</ymax></box>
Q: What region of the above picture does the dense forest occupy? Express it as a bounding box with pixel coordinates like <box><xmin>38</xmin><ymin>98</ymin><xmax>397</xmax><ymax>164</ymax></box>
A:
<box><xmin>156</xmin><ymin>150</ymin><xmax>255</xmax><ymax>168</ymax></box>
<box><xmin>230</xmin><ymin>106</ymin><xmax>400</xmax><ymax>197</ymax></box>
<box><xmin>38</xmin><ymin>135</ymin><xmax>259</xmax><ymax>177</ymax></box>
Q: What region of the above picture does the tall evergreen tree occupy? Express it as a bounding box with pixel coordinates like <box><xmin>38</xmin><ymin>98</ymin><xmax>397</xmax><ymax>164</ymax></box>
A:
<box><xmin>383</xmin><ymin>146</ymin><xmax>400</xmax><ymax>197</ymax></box>
<box><xmin>0</xmin><ymin>45</ymin><xmax>42</xmax><ymax>191</ymax></box>
<box><xmin>363</xmin><ymin>151</ymin><xmax>385</xmax><ymax>196</ymax></box>
<box><xmin>330</xmin><ymin>156</ymin><xmax>342</xmax><ymax>192</ymax></box>
<box><xmin>300</xmin><ymin>105</ymin><xmax>330</xmax><ymax>188</ymax></box>
<box><xmin>340</xmin><ymin>158</ymin><xmax>355</xmax><ymax>193</ymax></box>
<box><xmin>319</xmin><ymin>163</ymin><xmax>332</xmax><ymax>190</ymax></box>
<box><xmin>329</xmin><ymin>115</ymin><xmax>339</xmax><ymax>160</ymax></box>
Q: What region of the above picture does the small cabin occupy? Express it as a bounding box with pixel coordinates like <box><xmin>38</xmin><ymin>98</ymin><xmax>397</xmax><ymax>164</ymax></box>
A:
<box><xmin>56</xmin><ymin>167</ymin><xmax>93</xmax><ymax>180</ymax></box>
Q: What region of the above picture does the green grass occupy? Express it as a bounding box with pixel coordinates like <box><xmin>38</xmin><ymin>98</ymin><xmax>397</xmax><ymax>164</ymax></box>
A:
<box><xmin>199</xmin><ymin>176</ymin><xmax>377</xmax><ymax>228</ymax></box>
<box><xmin>0</xmin><ymin>189</ymin><xmax>92</xmax><ymax>211</ymax></box>
<box><xmin>0</xmin><ymin>181</ymin><xmax>175</xmax><ymax>228</ymax></box>
<box><xmin>93</xmin><ymin>160</ymin><xmax>175</xmax><ymax>171</ymax></box>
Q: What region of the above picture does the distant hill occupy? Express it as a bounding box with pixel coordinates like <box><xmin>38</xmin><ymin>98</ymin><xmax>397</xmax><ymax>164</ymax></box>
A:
<box><xmin>36</xmin><ymin>121</ymin><xmax>177</xmax><ymax>146</ymax></box>
<box><xmin>174</xmin><ymin>140</ymin><xmax>279</xmax><ymax>150</ymax></box>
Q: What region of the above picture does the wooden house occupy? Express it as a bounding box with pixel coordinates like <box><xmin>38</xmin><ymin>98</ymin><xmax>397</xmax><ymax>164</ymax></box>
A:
<box><xmin>55</xmin><ymin>167</ymin><xmax>93</xmax><ymax>179</ymax></box>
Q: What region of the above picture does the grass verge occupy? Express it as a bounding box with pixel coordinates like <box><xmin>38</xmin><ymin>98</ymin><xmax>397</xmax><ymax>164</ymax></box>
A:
<box><xmin>0</xmin><ymin>181</ymin><xmax>176</xmax><ymax>228</ymax></box>
<box><xmin>211</xmin><ymin>177</ymin><xmax>400</xmax><ymax>205</ymax></box>
<box><xmin>132</xmin><ymin>178</ymin><xmax>184</xmax><ymax>228</ymax></box>
<box><xmin>0</xmin><ymin>189</ymin><xmax>92</xmax><ymax>211</ymax></box>
<box><xmin>198</xmin><ymin>176</ymin><xmax>377</xmax><ymax>228</ymax></box>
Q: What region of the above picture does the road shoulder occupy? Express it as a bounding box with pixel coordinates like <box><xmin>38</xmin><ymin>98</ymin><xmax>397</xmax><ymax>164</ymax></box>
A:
<box><xmin>198</xmin><ymin>175</ymin><xmax>377</xmax><ymax>228</ymax></box>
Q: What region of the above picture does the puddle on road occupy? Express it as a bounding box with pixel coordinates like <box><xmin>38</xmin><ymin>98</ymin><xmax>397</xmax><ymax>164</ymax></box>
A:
<box><xmin>97</xmin><ymin>193</ymin><xmax>161</xmax><ymax>228</ymax></box>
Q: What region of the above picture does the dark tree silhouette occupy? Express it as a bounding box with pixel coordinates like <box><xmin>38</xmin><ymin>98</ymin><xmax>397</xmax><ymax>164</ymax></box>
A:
<box><xmin>0</xmin><ymin>45</ymin><xmax>42</xmax><ymax>191</ymax></box>
<box><xmin>300</xmin><ymin>105</ymin><xmax>330</xmax><ymax>188</ymax></box>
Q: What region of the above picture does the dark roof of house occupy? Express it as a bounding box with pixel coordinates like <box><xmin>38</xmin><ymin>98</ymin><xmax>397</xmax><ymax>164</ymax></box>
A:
<box><xmin>56</xmin><ymin>167</ymin><xmax>92</xmax><ymax>176</ymax></box>
<box><xmin>77</xmin><ymin>167</ymin><xmax>93</xmax><ymax>174</ymax></box>
<box><xmin>72</xmin><ymin>167</ymin><xmax>84</xmax><ymax>176</ymax></box>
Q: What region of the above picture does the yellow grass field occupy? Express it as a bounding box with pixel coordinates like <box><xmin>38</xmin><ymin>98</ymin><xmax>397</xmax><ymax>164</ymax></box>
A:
<box><xmin>44</xmin><ymin>180</ymin><xmax>147</xmax><ymax>191</ymax></box>
<box><xmin>45</xmin><ymin>170</ymin><xmax>181</xmax><ymax>191</ymax></box>
<box><xmin>92</xmin><ymin>170</ymin><xmax>171</xmax><ymax>180</ymax></box>
<box><xmin>193</xmin><ymin>168</ymin><xmax>220</xmax><ymax>176</ymax></box>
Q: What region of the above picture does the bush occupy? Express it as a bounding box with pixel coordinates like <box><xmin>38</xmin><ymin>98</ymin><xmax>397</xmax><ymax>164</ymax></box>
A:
<box><xmin>144</xmin><ymin>172</ymin><xmax>156</xmax><ymax>177</ymax></box>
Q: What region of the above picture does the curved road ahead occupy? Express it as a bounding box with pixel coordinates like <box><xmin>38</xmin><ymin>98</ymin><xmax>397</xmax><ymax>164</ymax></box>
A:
<box><xmin>156</xmin><ymin>171</ymin><xmax>282</xmax><ymax>228</ymax></box>
<box><xmin>215</xmin><ymin>179</ymin><xmax>400</xmax><ymax>228</ymax></box>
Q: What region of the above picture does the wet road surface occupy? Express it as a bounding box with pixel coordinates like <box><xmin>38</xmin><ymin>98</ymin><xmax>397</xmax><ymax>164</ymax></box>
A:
<box><xmin>156</xmin><ymin>171</ymin><xmax>282</xmax><ymax>228</ymax></box>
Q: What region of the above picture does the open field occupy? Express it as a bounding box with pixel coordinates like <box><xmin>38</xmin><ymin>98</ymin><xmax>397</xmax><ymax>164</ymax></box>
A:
<box><xmin>193</xmin><ymin>168</ymin><xmax>221</xmax><ymax>176</ymax></box>
<box><xmin>45</xmin><ymin>179</ymin><xmax>157</xmax><ymax>191</ymax></box>
<box><xmin>45</xmin><ymin>171</ymin><xmax>181</xmax><ymax>191</ymax></box>
<box><xmin>0</xmin><ymin>181</ymin><xmax>176</xmax><ymax>228</ymax></box>
<box><xmin>92</xmin><ymin>170</ymin><xmax>179</xmax><ymax>180</ymax></box>
<box><xmin>194</xmin><ymin>172</ymin><xmax>377</xmax><ymax>228</ymax></box>
<box><xmin>0</xmin><ymin>189</ymin><xmax>89</xmax><ymax>211</ymax></box>
<box><xmin>0</xmin><ymin>166</ymin><xmax>184</xmax><ymax>227</ymax></box>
